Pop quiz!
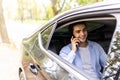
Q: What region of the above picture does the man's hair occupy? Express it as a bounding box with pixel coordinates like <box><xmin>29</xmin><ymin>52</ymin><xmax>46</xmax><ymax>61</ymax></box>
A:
<box><xmin>68</xmin><ymin>22</ymin><xmax>87</xmax><ymax>36</ymax></box>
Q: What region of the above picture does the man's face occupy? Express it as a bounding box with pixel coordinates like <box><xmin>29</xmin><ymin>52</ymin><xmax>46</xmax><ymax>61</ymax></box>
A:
<box><xmin>73</xmin><ymin>24</ymin><xmax>88</xmax><ymax>43</ymax></box>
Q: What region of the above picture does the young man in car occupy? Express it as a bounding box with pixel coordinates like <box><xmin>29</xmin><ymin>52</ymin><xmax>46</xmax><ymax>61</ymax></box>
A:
<box><xmin>59</xmin><ymin>22</ymin><xmax>107</xmax><ymax>80</ymax></box>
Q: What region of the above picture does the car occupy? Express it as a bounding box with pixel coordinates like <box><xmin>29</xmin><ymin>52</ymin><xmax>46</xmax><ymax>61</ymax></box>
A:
<box><xmin>19</xmin><ymin>1</ymin><xmax>120</xmax><ymax>80</ymax></box>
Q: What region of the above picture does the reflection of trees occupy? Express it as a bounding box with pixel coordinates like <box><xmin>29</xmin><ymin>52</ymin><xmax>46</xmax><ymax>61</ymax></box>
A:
<box><xmin>104</xmin><ymin>31</ymin><xmax>120</xmax><ymax>80</ymax></box>
<box><xmin>114</xmin><ymin>67</ymin><xmax>120</xmax><ymax>80</ymax></box>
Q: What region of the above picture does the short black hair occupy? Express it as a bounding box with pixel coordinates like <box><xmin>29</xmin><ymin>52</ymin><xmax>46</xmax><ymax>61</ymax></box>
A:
<box><xmin>68</xmin><ymin>22</ymin><xmax>87</xmax><ymax>36</ymax></box>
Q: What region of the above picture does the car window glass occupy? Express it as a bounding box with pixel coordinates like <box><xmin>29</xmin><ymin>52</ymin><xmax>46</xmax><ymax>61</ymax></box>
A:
<box><xmin>103</xmin><ymin>29</ymin><xmax>120</xmax><ymax>80</ymax></box>
<box><xmin>40</xmin><ymin>58</ymin><xmax>86</xmax><ymax>80</ymax></box>
<box><xmin>30</xmin><ymin>43</ymin><xmax>88</xmax><ymax>80</ymax></box>
<box><xmin>41</xmin><ymin>25</ymin><xmax>54</xmax><ymax>48</ymax></box>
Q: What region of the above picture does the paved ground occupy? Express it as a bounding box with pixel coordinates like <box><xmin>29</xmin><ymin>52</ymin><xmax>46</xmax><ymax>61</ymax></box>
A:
<box><xmin>0</xmin><ymin>43</ymin><xmax>20</xmax><ymax>80</ymax></box>
<box><xmin>0</xmin><ymin>21</ymin><xmax>41</xmax><ymax>80</ymax></box>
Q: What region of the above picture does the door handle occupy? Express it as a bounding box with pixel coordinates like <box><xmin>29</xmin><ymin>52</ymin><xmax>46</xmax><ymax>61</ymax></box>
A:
<box><xmin>29</xmin><ymin>63</ymin><xmax>38</xmax><ymax>75</ymax></box>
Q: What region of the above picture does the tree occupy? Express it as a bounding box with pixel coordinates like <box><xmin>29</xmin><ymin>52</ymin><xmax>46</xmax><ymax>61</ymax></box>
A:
<box><xmin>76</xmin><ymin>0</ymin><xmax>103</xmax><ymax>5</ymax></box>
<box><xmin>0</xmin><ymin>0</ymin><xmax>10</xmax><ymax>43</ymax></box>
<box><xmin>42</xmin><ymin>0</ymin><xmax>66</xmax><ymax>19</ymax></box>
<box><xmin>50</xmin><ymin>0</ymin><xmax>65</xmax><ymax>16</ymax></box>
<box><xmin>45</xmin><ymin>0</ymin><xmax>103</xmax><ymax>19</ymax></box>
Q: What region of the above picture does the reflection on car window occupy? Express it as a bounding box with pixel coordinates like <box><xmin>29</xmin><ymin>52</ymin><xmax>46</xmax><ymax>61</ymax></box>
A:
<box><xmin>41</xmin><ymin>25</ymin><xmax>54</xmax><ymax>48</ymax></box>
<box><xmin>42</xmin><ymin>59</ymin><xmax>80</xmax><ymax>80</ymax></box>
<box><xmin>103</xmin><ymin>31</ymin><xmax>120</xmax><ymax>80</ymax></box>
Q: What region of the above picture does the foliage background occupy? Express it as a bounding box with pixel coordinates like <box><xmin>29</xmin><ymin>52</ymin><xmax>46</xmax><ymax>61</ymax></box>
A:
<box><xmin>3</xmin><ymin>0</ymin><xmax>103</xmax><ymax>22</ymax></box>
<box><xmin>0</xmin><ymin>0</ymin><xmax>103</xmax><ymax>43</ymax></box>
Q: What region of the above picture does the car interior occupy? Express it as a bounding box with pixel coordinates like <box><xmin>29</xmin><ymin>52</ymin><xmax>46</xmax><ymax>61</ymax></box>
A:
<box><xmin>48</xmin><ymin>19</ymin><xmax>116</xmax><ymax>55</ymax></box>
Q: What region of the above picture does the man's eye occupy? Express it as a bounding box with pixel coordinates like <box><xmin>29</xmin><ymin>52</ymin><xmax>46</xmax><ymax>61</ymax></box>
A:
<box><xmin>76</xmin><ymin>31</ymin><xmax>80</xmax><ymax>33</ymax></box>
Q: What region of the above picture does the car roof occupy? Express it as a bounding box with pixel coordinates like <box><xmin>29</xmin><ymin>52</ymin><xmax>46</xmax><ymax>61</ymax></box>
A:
<box><xmin>58</xmin><ymin>2</ymin><xmax>120</xmax><ymax>19</ymax></box>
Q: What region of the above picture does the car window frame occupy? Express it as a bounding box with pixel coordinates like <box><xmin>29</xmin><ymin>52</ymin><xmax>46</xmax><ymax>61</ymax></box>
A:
<box><xmin>45</xmin><ymin>22</ymin><xmax>58</xmax><ymax>49</ymax></box>
<box><xmin>40</xmin><ymin>21</ymin><xmax>57</xmax><ymax>49</ymax></box>
<box><xmin>46</xmin><ymin>14</ymin><xmax>117</xmax><ymax>79</ymax></box>
<box><xmin>38</xmin><ymin>12</ymin><xmax>118</xmax><ymax>80</ymax></box>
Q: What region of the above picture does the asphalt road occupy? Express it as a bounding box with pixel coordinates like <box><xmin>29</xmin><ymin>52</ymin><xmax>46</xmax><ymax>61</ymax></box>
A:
<box><xmin>0</xmin><ymin>43</ymin><xmax>20</xmax><ymax>80</ymax></box>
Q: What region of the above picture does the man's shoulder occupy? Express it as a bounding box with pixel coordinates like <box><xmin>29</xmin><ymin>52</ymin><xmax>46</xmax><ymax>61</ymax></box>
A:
<box><xmin>63</xmin><ymin>43</ymin><xmax>71</xmax><ymax>48</ymax></box>
<box><xmin>88</xmin><ymin>40</ymin><xmax>101</xmax><ymax>47</ymax></box>
<box><xmin>61</xmin><ymin>43</ymin><xmax>71</xmax><ymax>51</ymax></box>
<box><xmin>88</xmin><ymin>40</ymin><xmax>98</xmax><ymax>44</ymax></box>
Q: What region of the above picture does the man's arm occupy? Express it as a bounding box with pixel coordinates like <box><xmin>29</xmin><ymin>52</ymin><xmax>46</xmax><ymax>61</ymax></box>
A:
<box><xmin>59</xmin><ymin>46</ymin><xmax>76</xmax><ymax>63</ymax></box>
<box><xmin>98</xmin><ymin>44</ymin><xmax>107</xmax><ymax>67</ymax></box>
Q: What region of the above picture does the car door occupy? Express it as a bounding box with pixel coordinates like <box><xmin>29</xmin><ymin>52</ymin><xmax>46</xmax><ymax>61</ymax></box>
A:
<box><xmin>47</xmin><ymin>13</ymin><xmax>118</xmax><ymax>80</ymax></box>
<box><xmin>37</xmin><ymin>22</ymin><xmax>89</xmax><ymax>80</ymax></box>
<box><xmin>21</xmin><ymin>21</ymin><xmax>89</xmax><ymax>80</ymax></box>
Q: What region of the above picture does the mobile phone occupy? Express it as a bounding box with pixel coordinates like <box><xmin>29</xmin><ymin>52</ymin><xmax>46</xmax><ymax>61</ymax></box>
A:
<box><xmin>72</xmin><ymin>35</ymin><xmax>80</xmax><ymax>45</ymax></box>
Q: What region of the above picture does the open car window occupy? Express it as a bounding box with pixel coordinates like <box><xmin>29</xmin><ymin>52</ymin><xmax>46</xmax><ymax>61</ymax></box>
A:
<box><xmin>48</xmin><ymin>18</ymin><xmax>116</xmax><ymax>55</ymax></box>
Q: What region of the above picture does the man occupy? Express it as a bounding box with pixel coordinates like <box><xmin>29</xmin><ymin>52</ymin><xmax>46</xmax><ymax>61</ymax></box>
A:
<box><xmin>59</xmin><ymin>22</ymin><xmax>107</xmax><ymax>80</ymax></box>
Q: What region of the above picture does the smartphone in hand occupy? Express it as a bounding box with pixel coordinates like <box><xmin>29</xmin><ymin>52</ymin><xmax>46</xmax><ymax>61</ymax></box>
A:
<box><xmin>72</xmin><ymin>35</ymin><xmax>80</xmax><ymax>46</ymax></box>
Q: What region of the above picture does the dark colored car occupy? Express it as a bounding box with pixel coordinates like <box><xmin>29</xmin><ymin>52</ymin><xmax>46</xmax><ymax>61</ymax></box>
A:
<box><xmin>19</xmin><ymin>1</ymin><xmax>120</xmax><ymax>80</ymax></box>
